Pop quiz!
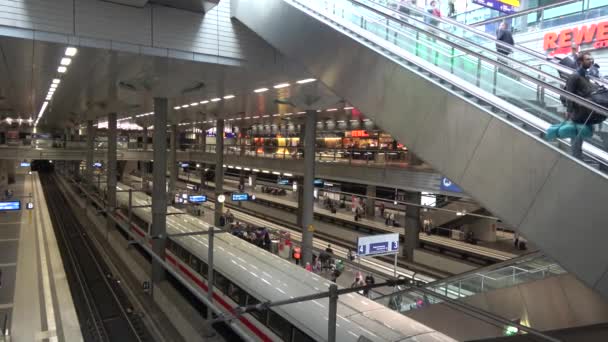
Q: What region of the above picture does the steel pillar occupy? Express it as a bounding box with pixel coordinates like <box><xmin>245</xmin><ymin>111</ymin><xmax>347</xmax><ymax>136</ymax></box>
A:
<box><xmin>214</xmin><ymin>119</ymin><xmax>225</xmax><ymax>227</ymax></box>
<box><xmin>151</xmin><ymin>98</ymin><xmax>168</xmax><ymax>283</ymax></box>
<box><xmin>403</xmin><ymin>191</ymin><xmax>422</xmax><ymax>261</ymax></box>
<box><xmin>107</xmin><ymin>113</ymin><xmax>117</xmax><ymax>236</ymax></box>
<box><xmin>85</xmin><ymin>120</ymin><xmax>95</xmax><ymax>186</ymax></box>
<box><xmin>301</xmin><ymin>110</ymin><xmax>317</xmax><ymax>267</ymax></box>
<box><xmin>168</xmin><ymin>124</ymin><xmax>178</xmax><ymax>201</ymax></box>
<box><xmin>366</xmin><ymin>185</ymin><xmax>376</xmax><ymax>217</ymax></box>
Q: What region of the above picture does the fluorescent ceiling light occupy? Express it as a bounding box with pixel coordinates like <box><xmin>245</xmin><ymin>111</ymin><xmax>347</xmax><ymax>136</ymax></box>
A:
<box><xmin>58</xmin><ymin>66</ymin><xmax>67</xmax><ymax>73</ymax></box>
<box><xmin>60</xmin><ymin>58</ymin><xmax>72</xmax><ymax>66</ymax></box>
<box><xmin>174</xmin><ymin>106</ymin><xmax>181</xmax><ymax>110</ymax></box>
<box><xmin>326</xmin><ymin>108</ymin><xmax>338</xmax><ymax>112</ymax></box>
<box><xmin>37</xmin><ymin>101</ymin><xmax>49</xmax><ymax>122</ymax></box>
<box><xmin>211</xmin><ymin>98</ymin><xmax>221</xmax><ymax>102</ymax></box>
<box><xmin>223</xmin><ymin>95</ymin><xmax>235</xmax><ymax>99</ymax></box>
<box><xmin>190</xmin><ymin>102</ymin><xmax>199</xmax><ymax>106</ymax></box>
<box><xmin>262</xmin><ymin>115</ymin><xmax>269</xmax><ymax>118</ymax></box>
<box><xmin>45</xmin><ymin>95</ymin><xmax>52</xmax><ymax>100</ymax></box>
<box><xmin>273</xmin><ymin>83</ymin><xmax>290</xmax><ymax>89</ymax></box>
<box><xmin>244</xmin><ymin>116</ymin><xmax>251</xmax><ymax>119</ymax></box>
<box><xmin>252</xmin><ymin>116</ymin><xmax>260</xmax><ymax>119</ymax></box>
<box><xmin>262</xmin><ymin>170</ymin><xmax>270</xmax><ymax>173</ymax></box>
<box><xmin>65</xmin><ymin>47</ymin><xmax>78</xmax><ymax>57</ymax></box>
<box><xmin>200</xmin><ymin>100</ymin><xmax>209</xmax><ymax>104</ymax></box>
<box><xmin>272</xmin><ymin>114</ymin><xmax>280</xmax><ymax>117</ymax></box>
<box><xmin>52</xmin><ymin>79</ymin><xmax>61</xmax><ymax>84</ymax></box>
<box><xmin>296</xmin><ymin>78</ymin><xmax>316</xmax><ymax>84</ymax></box>
<box><xmin>254</xmin><ymin>88</ymin><xmax>268</xmax><ymax>93</ymax></box>
<box><xmin>344</xmin><ymin>106</ymin><xmax>354</xmax><ymax>110</ymax></box>
<box><xmin>50</xmin><ymin>83</ymin><xmax>58</xmax><ymax>89</ymax></box>
<box><xmin>252</xmin><ymin>169</ymin><xmax>260</xmax><ymax>172</ymax></box>
<box><xmin>284</xmin><ymin>173</ymin><xmax>293</xmax><ymax>177</ymax></box>
<box><xmin>182</xmin><ymin>104</ymin><xmax>190</xmax><ymax>108</ymax></box>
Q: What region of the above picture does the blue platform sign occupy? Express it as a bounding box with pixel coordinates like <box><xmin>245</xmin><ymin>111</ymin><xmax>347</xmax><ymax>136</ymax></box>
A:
<box><xmin>93</xmin><ymin>162</ymin><xmax>102</xmax><ymax>168</ymax></box>
<box><xmin>231</xmin><ymin>193</ymin><xmax>249</xmax><ymax>202</ymax></box>
<box><xmin>20</xmin><ymin>162</ymin><xmax>31</xmax><ymax>167</ymax></box>
<box><xmin>188</xmin><ymin>195</ymin><xmax>207</xmax><ymax>203</ymax></box>
<box><xmin>357</xmin><ymin>233</ymin><xmax>399</xmax><ymax>257</ymax></box>
<box><xmin>181</xmin><ymin>163</ymin><xmax>190</xmax><ymax>168</ymax></box>
<box><xmin>440</xmin><ymin>177</ymin><xmax>463</xmax><ymax>193</ymax></box>
<box><xmin>0</xmin><ymin>201</ymin><xmax>21</xmax><ymax>211</ymax></box>
<box><xmin>472</xmin><ymin>0</ymin><xmax>517</xmax><ymax>13</ymax></box>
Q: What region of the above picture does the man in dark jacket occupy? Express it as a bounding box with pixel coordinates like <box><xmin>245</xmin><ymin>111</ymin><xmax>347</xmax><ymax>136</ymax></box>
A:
<box><xmin>565</xmin><ymin>52</ymin><xmax>597</xmax><ymax>159</ymax></box>
<box><xmin>496</xmin><ymin>21</ymin><xmax>514</xmax><ymax>56</ymax></box>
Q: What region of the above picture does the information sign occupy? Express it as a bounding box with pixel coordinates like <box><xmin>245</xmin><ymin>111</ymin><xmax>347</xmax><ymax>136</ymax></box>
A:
<box><xmin>231</xmin><ymin>193</ymin><xmax>249</xmax><ymax>201</ymax></box>
<box><xmin>472</xmin><ymin>0</ymin><xmax>517</xmax><ymax>13</ymax></box>
<box><xmin>181</xmin><ymin>163</ymin><xmax>190</xmax><ymax>168</ymax></box>
<box><xmin>93</xmin><ymin>162</ymin><xmax>102</xmax><ymax>168</ymax></box>
<box><xmin>188</xmin><ymin>195</ymin><xmax>207</xmax><ymax>203</ymax></box>
<box><xmin>20</xmin><ymin>162</ymin><xmax>31</xmax><ymax>167</ymax></box>
<box><xmin>440</xmin><ymin>177</ymin><xmax>463</xmax><ymax>193</ymax></box>
<box><xmin>0</xmin><ymin>201</ymin><xmax>21</xmax><ymax>211</ymax></box>
<box><xmin>357</xmin><ymin>233</ymin><xmax>399</xmax><ymax>257</ymax></box>
<box><xmin>26</xmin><ymin>202</ymin><xmax>34</xmax><ymax>210</ymax></box>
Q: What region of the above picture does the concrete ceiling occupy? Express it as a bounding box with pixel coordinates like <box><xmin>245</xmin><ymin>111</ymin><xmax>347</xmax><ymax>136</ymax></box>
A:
<box><xmin>103</xmin><ymin>0</ymin><xmax>220</xmax><ymax>13</ymax></box>
<box><xmin>0</xmin><ymin>36</ymin><xmax>360</xmax><ymax>131</ymax></box>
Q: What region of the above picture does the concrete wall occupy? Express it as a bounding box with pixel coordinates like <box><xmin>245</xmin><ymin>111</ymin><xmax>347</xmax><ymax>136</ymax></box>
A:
<box><xmin>406</xmin><ymin>273</ymin><xmax>608</xmax><ymax>340</ymax></box>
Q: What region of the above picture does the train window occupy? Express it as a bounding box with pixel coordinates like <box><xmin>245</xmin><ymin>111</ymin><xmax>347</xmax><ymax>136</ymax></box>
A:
<box><xmin>227</xmin><ymin>283</ymin><xmax>246</xmax><ymax>306</ymax></box>
<box><xmin>247</xmin><ymin>296</ymin><xmax>268</xmax><ymax>324</ymax></box>
<box><xmin>189</xmin><ymin>256</ymin><xmax>201</xmax><ymax>273</ymax></box>
<box><xmin>200</xmin><ymin>261</ymin><xmax>208</xmax><ymax>278</ymax></box>
<box><xmin>292</xmin><ymin>328</ymin><xmax>315</xmax><ymax>342</ymax></box>
<box><xmin>166</xmin><ymin>239</ymin><xmax>174</xmax><ymax>252</ymax></box>
<box><xmin>268</xmin><ymin>310</ymin><xmax>292</xmax><ymax>341</ymax></box>
<box><xmin>214</xmin><ymin>271</ymin><xmax>230</xmax><ymax>293</ymax></box>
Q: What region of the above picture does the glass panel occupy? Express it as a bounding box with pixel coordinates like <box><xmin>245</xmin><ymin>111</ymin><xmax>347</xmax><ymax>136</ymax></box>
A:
<box><xmin>214</xmin><ymin>271</ymin><xmax>230</xmax><ymax>293</ymax></box>
<box><xmin>293</xmin><ymin>328</ymin><xmax>316</xmax><ymax>342</ymax></box>
<box><xmin>268</xmin><ymin>310</ymin><xmax>292</xmax><ymax>341</ymax></box>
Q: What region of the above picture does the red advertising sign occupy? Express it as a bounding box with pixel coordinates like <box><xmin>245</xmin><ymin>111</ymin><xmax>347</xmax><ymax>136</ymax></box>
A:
<box><xmin>351</xmin><ymin>130</ymin><xmax>369</xmax><ymax>137</ymax></box>
<box><xmin>543</xmin><ymin>21</ymin><xmax>608</xmax><ymax>54</ymax></box>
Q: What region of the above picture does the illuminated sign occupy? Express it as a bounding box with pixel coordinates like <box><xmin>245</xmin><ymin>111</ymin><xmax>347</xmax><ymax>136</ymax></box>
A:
<box><xmin>186</xmin><ymin>183</ymin><xmax>199</xmax><ymax>191</ymax></box>
<box><xmin>350</xmin><ymin>130</ymin><xmax>369</xmax><ymax>138</ymax></box>
<box><xmin>231</xmin><ymin>193</ymin><xmax>249</xmax><ymax>201</ymax></box>
<box><xmin>181</xmin><ymin>163</ymin><xmax>190</xmax><ymax>168</ymax></box>
<box><xmin>0</xmin><ymin>201</ymin><xmax>21</xmax><ymax>211</ymax></box>
<box><xmin>472</xmin><ymin>0</ymin><xmax>517</xmax><ymax>14</ymax></box>
<box><xmin>188</xmin><ymin>195</ymin><xmax>207</xmax><ymax>203</ymax></box>
<box><xmin>26</xmin><ymin>202</ymin><xmax>34</xmax><ymax>210</ymax></box>
<box><xmin>543</xmin><ymin>21</ymin><xmax>608</xmax><ymax>53</ymax></box>
<box><xmin>93</xmin><ymin>162</ymin><xmax>102</xmax><ymax>168</ymax></box>
<box><xmin>20</xmin><ymin>162</ymin><xmax>31</xmax><ymax>167</ymax></box>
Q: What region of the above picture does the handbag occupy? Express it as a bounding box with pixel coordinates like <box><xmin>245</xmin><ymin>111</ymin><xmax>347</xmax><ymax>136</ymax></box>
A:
<box><xmin>546</xmin><ymin>120</ymin><xmax>592</xmax><ymax>141</ymax></box>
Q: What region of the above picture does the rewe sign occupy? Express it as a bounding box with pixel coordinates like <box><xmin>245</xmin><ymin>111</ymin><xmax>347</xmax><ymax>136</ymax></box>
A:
<box><xmin>543</xmin><ymin>21</ymin><xmax>608</xmax><ymax>52</ymax></box>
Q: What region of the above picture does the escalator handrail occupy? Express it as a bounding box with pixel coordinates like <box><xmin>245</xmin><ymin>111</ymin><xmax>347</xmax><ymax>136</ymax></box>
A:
<box><xmin>471</xmin><ymin>0</ymin><xmax>586</xmax><ymax>27</ymax></box>
<box><xmin>374</xmin><ymin>0</ymin><xmax>601</xmax><ymax>88</ymax></box>
<box><xmin>327</xmin><ymin>0</ymin><xmax>608</xmax><ymax>116</ymax></box>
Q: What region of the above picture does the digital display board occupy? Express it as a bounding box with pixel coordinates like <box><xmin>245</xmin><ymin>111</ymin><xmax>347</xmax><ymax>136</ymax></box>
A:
<box><xmin>277</xmin><ymin>179</ymin><xmax>290</xmax><ymax>185</ymax></box>
<box><xmin>231</xmin><ymin>193</ymin><xmax>249</xmax><ymax>201</ymax></box>
<box><xmin>0</xmin><ymin>201</ymin><xmax>21</xmax><ymax>211</ymax></box>
<box><xmin>188</xmin><ymin>195</ymin><xmax>207</xmax><ymax>203</ymax></box>
<box><xmin>472</xmin><ymin>0</ymin><xmax>517</xmax><ymax>13</ymax></box>
<box><xmin>93</xmin><ymin>162</ymin><xmax>102</xmax><ymax>168</ymax></box>
<box><xmin>313</xmin><ymin>179</ymin><xmax>324</xmax><ymax>187</ymax></box>
<box><xmin>20</xmin><ymin>162</ymin><xmax>31</xmax><ymax>167</ymax></box>
<box><xmin>181</xmin><ymin>163</ymin><xmax>190</xmax><ymax>168</ymax></box>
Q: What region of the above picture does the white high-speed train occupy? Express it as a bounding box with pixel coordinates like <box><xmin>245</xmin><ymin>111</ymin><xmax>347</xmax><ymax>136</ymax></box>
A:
<box><xmin>101</xmin><ymin>181</ymin><xmax>455</xmax><ymax>342</ymax></box>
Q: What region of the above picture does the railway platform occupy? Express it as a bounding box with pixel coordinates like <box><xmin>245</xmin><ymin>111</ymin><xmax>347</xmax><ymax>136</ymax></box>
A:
<box><xmin>0</xmin><ymin>172</ymin><xmax>82</xmax><ymax>342</ymax></box>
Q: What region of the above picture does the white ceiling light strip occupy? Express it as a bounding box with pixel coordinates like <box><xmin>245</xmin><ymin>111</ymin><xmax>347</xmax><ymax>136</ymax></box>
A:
<box><xmin>35</xmin><ymin>46</ymin><xmax>78</xmax><ymax>127</ymax></box>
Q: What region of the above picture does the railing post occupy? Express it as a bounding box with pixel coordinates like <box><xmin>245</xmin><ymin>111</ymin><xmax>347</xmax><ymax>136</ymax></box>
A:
<box><xmin>328</xmin><ymin>284</ymin><xmax>338</xmax><ymax>342</ymax></box>
<box><xmin>476</xmin><ymin>57</ymin><xmax>482</xmax><ymax>87</ymax></box>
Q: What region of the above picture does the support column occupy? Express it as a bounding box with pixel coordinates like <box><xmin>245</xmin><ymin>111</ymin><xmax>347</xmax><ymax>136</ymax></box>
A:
<box><xmin>296</xmin><ymin>176</ymin><xmax>304</xmax><ymax>227</ymax></box>
<box><xmin>199</xmin><ymin>130</ymin><xmax>206</xmax><ymax>152</ymax></box>
<box><xmin>168</xmin><ymin>124</ymin><xmax>178</xmax><ymax>201</ymax></box>
<box><xmin>214</xmin><ymin>119</ymin><xmax>225</xmax><ymax>227</ymax></box>
<box><xmin>142</xmin><ymin>126</ymin><xmax>148</xmax><ymax>151</ymax></box>
<box><xmin>403</xmin><ymin>191</ymin><xmax>422</xmax><ymax>261</ymax></box>
<box><xmin>106</xmin><ymin>113</ymin><xmax>117</xmax><ymax>235</ymax></box>
<box><xmin>85</xmin><ymin>120</ymin><xmax>95</xmax><ymax>186</ymax></box>
<box><xmin>301</xmin><ymin>110</ymin><xmax>317</xmax><ymax>267</ymax></box>
<box><xmin>366</xmin><ymin>185</ymin><xmax>376</xmax><ymax>217</ymax></box>
<box><xmin>151</xmin><ymin>98</ymin><xmax>168</xmax><ymax>284</ymax></box>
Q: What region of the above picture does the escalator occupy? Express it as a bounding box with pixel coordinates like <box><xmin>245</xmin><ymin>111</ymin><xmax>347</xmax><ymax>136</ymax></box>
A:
<box><xmin>232</xmin><ymin>0</ymin><xmax>608</xmax><ymax>299</ymax></box>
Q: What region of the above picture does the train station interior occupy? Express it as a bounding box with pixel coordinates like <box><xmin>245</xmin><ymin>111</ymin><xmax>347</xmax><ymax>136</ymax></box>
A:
<box><xmin>1</xmin><ymin>0</ymin><xmax>608</xmax><ymax>341</ymax></box>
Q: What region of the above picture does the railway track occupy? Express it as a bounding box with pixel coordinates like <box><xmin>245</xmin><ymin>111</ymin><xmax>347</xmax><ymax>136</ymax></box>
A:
<box><xmin>40</xmin><ymin>173</ymin><xmax>151</xmax><ymax>342</ymax></box>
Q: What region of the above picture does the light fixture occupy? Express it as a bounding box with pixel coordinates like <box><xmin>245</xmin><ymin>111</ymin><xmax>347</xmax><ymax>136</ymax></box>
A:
<box><xmin>60</xmin><ymin>57</ymin><xmax>72</xmax><ymax>66</ymax></box>
<box><xmin>211</xmin><ymin>98</ymin><xmax>221</xmax><ymax>102</ymax></box>
<box><xmin>262</xmin><ymin>170</ymin><xmax>270</xmax><ymax>173</ymax></box>
<box><xmin>254</xmin><ymin>88</ymin><xmax>268</xmax><ymax>93</ymax></box>
<box><xmin>344</xmin><ymin>107</ymin><xmax>354</xmax><ymax>110</ymax></box>
<box><xmin>45</xmin><ymin>95</ymin><xmax>52</xmax><ymax>101</ymax></box>
<box><xmin>217</xmin><ymin>194</ymin><xmax>225</xmax><ymax>203</ymax></box>
<box><xmin>52</xmin><ymin>79</ymin><xmax>61</xmax><ymax>84</ymax></box>
<box><xmin>223</xmin><ymin>95</ymin><xmax>235</xmax><ymax>99</ymax></box>
<box><xmin>272</xmin><ymin>171</ymin><xmax>281</xmax><ymax>175</ymax></box>
<box><xmin>252</xmin><ymin>169</ymin><xmax>260</xmax><ymax>172</ymax></box>
<box><xmin>273</xmin><ymin>83</ymin><xmax>290</xmax><ymax>89</ymax></box>
<box><xmin>326</xmin><ymin>108</ymin><xmax>338</xmax><ymax>112</ymax></box>
<box><xmin>200</xmin><ymin>100</ymin><xmax>209</xmax><ymax>104</ymax></box>
<box><xmin>190</xmin><ymin>102</ymin><xmax>199</xmax><ymax>106</ymax></box>
<box><xmin>182</xmin><ymin>104</ymin><xmax>190</xmax><ymax>108</ymax></box>
<box><xmin>284</xmin><ymin>173</ymin><xmax>293</xmax><ymax>177</ymax></box>
<box><xmin>174</xmin><ymin>106</ymin><xmax>181</xmax><ymax>110</ymax></box>
<box><xmin>262</xmin><ymin>115</ymin><xmax>270</xmax><ymax>118</ymax></box>
<box><xmin>50</xmin><ymin>84</ymin><xmax>58</xmax><ymax>89</ymax></box>
<box><xmin>272</xmin><ymin>114</ymin><xmax>280</xmax><ymax>117</ymax></box>
<box><xmin>58</xmin><ymin>66</ymin><xmax>67</xmax><ymax>73</ymax></box>
<box><xmin>296</xmin><ymin>78</ymin><xmax>316</xmax><ymax>84</ymax></box>
<box><xmin>65</xmin><ymin>47</ymin><xmax>78</xmax><ymax>57</ymax></box>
